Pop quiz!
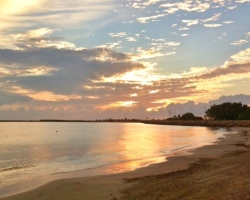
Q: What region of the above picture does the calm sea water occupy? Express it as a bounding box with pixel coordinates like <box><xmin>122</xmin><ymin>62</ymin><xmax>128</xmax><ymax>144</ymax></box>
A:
<box><xmin>0</xmin><ymin>122</ymin><xmax>233</xmax><ymax>197</ymax></box>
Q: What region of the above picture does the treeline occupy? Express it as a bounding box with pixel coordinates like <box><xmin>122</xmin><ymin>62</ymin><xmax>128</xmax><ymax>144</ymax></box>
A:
<box><xmin>167</xmin><ymin>102</ymin><xmax>250</xmax><ymax>121</ymax></box>
<box><xmin>95</xmin><ymin>118</ymin><xmax>141</xmax><ymax>122</ymax></box>
<box><xmin>205</xmin><ymin>102</ymin><xmax>250</xmax><ymax>120</ymax></box>
<box><xmin>40</xmin><ymin>119</ymin><xmax>142</xmax><ymax>122</ymax></box>
<box><xmin>167</xmin><ymin>112</ymin><xmax>203</xmax><ymax>121</ymax></box>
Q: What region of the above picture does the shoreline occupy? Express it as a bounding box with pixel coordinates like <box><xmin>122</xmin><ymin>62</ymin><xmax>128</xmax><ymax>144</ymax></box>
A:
<box><xmin>1</xmin><ymin>127</ymin><xmax>249</xmax><ymax>200</ymax></box>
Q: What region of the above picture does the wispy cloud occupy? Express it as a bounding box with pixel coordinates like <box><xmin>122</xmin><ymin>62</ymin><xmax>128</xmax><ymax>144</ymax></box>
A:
<box><xmin>160</xmin><ymin>2</ymin><xmax>210</xmax><ymax>14</ymax></box>
<box><xmin>131</xmin><ymin>47</ymin><xmax>175</xmax><ymax>61</ymax></box>
<box><xmin>182</xmin><ymin>19</ymin><xmax>200</xmax><ymax>26</ymax></box>
<box><xmin>204</xmin><ymin>24</ymin><xmax>223</xmax><ymax>28</ymax></box>
<box><xmin>231</xmin><ymin>39</ymin><xmax>249</xmax><ymax>46</ymax></box>
<box><xmin>143</xmin><ymin>0</ymin><xmax>162</xmax><ymax>6</ymax></box>
<box><xmin>98</xmin><ymin>101</ymin><xmax>138</xmax><ymax>110</ymax></box>
<box><xmin>9</xmin><ymin>86</ymin><xmax>81</xmax><ymax>102</ymax></box>
<box><xmin>10</xmin><ymin>28</ymin><xmax>76</xmax><ymax>50</ymax></box>
<box><xmin>179</xmin><ymin>27</ymin><xmax>189</xmax><ymax>31</ymax></box>
<box><xmin>164</xmin><ymin>42</ymin><xmax>181</xmax><ymax>46</ymax></box>
<box><xmin>223</xmin><ymin>21</ymin><xmax>234</xmax><ymax>24</ymax></box>
<box><xmin>236</xmin><ymin>0</ymin><xmax>250</xmax><ymax>3</ymax></box>
<box><xmin>137</xmin><ymin>14</ymin><xmax>167</xmax><ymax>23</ymax></box>
<box><xmin>202</xmin><ymin>13</ymin><xmax>221</xmax><ymax>23</ymax></box>
<box><xmin>109</xmin><ymin>32</ymin><xmax>128</xmax><ymax>38</ymax></box>
<box><xmin>0</xmin><ymin>0</ymin><xmax>116</xmax><ymax>30</ymax></box>
<box><xmin>126</xmin><ymin>37</ymin><xmax>137</xmax><ymax>42</ymax></box>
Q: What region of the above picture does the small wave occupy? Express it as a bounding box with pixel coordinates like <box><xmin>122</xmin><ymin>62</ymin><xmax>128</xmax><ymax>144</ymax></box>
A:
<box><xmin>0</xmin><ymin>165</ymin><xmax>34</xmax><ymax>173</ymax></box>
<box><xmin>51</xmin><ymin>155</ymin><xmax>166</xmax><ymax>175</ymax></box>
<box><xmin>170</xmin><ymin>145</ymin><xmax>193</xmax><ymax>152</ymax></box>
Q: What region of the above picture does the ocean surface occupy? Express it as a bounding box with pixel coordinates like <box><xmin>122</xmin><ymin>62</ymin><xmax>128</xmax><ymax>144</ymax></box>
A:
<box><xmin>0</xmin><ymin>122</ymin><xmax>234</xmax><ymax>197</ymax></box>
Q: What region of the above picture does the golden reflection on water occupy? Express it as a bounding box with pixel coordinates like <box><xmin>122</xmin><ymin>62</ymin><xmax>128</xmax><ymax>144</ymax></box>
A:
<box><xmin>102</xmin><ymin>124</ymin><xmax>171</xmax><ymax>172</ymax></box>
<box><xmin>100</xmin><ymin>124</ymin><xmax>221</xmax><ymax>173</ymax></box>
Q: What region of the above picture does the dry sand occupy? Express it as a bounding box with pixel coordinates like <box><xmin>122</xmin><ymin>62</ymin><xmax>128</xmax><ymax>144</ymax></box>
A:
<box><xmin>1</xmin><ymin>127</ymin><xmax>250</xmax><ymax>200</ymax></box>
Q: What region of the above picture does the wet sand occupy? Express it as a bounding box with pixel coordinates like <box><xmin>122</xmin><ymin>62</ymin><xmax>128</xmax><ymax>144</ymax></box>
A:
<box><xmin>1</xmin><ymin>127</ymin><xmax>250</xmax><ymax>200</ymax></box>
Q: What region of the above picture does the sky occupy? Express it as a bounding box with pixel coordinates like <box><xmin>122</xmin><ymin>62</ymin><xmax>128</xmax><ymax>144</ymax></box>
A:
<box><xmin>0</xmin><ymin>0</ymin><xmax>250</xmax><ymax>120</ymax></box>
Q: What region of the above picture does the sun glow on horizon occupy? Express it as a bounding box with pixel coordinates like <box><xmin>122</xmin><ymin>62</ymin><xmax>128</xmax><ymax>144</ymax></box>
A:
<box><xmin>98</xmin><ymin>101</ymin><xmax>138</xmax><ymax>110</ymax></box>
<box><xmin>99</xmin><ymin>66</ymin><xmax>164</xmax><ymax>85</ymax></box>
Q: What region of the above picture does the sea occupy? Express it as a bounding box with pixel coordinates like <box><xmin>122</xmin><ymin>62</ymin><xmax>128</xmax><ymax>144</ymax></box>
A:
<box><xmin>0</xmin><ymin>122</ymin><xmax>235</xmax><ymax>197</ymax></box>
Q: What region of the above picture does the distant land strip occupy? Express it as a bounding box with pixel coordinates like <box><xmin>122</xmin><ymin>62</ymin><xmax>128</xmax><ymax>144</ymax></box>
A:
<box><xmin>0</xmin><ymin>119</ymin><xmax>250</xmax><ymax>127</ymax></box>
<box><xmin>144</xmin><ymin>120</ymin><xmax>250</xmax><ymax>127</ymax></box>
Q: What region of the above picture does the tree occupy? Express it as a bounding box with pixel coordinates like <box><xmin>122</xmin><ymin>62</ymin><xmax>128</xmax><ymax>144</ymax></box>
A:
<box><xmin>179</xmin><ymin>112</ymin><xmax>203</xmax><ymax>120</ymax></box>
<box><xmin>205</xmin><ymin>102</ymin><xmax>249</xmax><ymax>120</ymax></box>
<box><xmin>238</xmin><ymin>105</ymin><xmax>250</xmax><ymax>120</ymax></box>
<box><xmin>167</xmin><ymin>112</ymin><xmax>203</xmax><ymax>120</ymax></box>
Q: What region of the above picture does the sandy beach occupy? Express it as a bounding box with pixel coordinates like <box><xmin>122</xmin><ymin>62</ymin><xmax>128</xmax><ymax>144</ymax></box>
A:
<box><xmin>1</xmin><ymin>127</ymin><xmax>250</xmax><ymax>200</ymax></box>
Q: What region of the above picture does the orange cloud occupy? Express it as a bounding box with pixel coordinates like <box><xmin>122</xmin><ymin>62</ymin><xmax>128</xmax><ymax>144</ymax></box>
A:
<box><xmin>98</xmin><ymin>101</ymin><xmax>138</xmax><ymax>110</ymax></box>
<box><xmin>9</xmin><ymin>86</ymin><xmax>81</xmax><ymax>102</ymax></box>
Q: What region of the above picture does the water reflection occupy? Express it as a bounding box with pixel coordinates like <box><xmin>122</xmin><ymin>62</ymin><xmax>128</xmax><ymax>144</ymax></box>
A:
<box><xmin>99</xmin><ymin>124</ymin><xmax>226</xmax><ymax>172</ymax></box>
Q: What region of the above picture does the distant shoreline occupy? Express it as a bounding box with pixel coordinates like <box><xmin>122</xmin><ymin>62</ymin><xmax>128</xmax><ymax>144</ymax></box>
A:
<box><xmin>144</xmin><ymin>119</ymin><xmax>250</xmax><ymax>127</ymax></box>
<box><xmin>1</xmin><ymin>119</ymin><xmax>250</xmax><ymax>127</ymax></box>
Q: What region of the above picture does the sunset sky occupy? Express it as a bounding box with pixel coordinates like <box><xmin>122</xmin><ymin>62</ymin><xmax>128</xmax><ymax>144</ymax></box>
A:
<box><xmin>0</xmin><ymin>0</ymin><xmax>250</xmax><ymax>120</ymax></box>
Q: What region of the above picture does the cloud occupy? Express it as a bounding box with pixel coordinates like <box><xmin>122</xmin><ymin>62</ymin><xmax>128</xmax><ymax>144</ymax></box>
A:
<box><xmin>1</xmin><ymin>23</ymin><xmax>250</xmax><ymax>120</ymax></box>
<box><xmin>182</xmin><ymin>67</ymin><xmax>209</xmax><ymax>76</ymax></box>
<box><xmin>143</xmin><ymin>0</ymin><xmax>162</xmax><ymax>6</ymax></box>
<box><xmin>149</xmin><ymin>90</ymin><xmax>159</xmax><ymax>94</ymax></box>
<box><xmin>126</xmin><ymin>37</ymin><xmax>137</xmax><ymax>42</ymax></box>
<box><xmin>0</xmin><ymin>29</ymin><xmax>149</xmax><ymax>105</ymax></box>
<box><xmin>130</xmin><ymin>93</ymin><xmax>138</xmax><ymax>97</ymax></box>
<box><xmin>0</xmin><ymin>47</ymin><xmax>145</xmax><ymax>91</ymax></box>
<box><xmin>98</xmin><ymin>101</ymin><xmax>138</xmax><ymax>110</ymax></box>
<box><xmin>130</xmin><ymin>0</ymin><xmax>240</xmax><ymax>13</ymax></box>
<box><xmin>231</xmin><ymin>39</ymin><xmax>248</xmax><ymax>46</ymax></box>
<box><xmin>0</xmin><ymin>65</ymin><xmax>57</xmax><ymax>78</ymax></box>
<box><xmin>164</xmin><ymin>42</ymin><xmax>180</xmax><ymax>46</ymax></box>
<box><xmin>9</xmin><ymin>28</ymin><xmax>77</xmax><ymax>50</ymax></box>
<box><xmin>0</xmin><ymin>91</ymin><xmax>32</xmax><ymax>106</ymax></box>
<box><xmin>137</xmin><ymin>14</ymin><xmax>167</xmax><ymax>23</ymax></box>
<box><xmin>9</xmin><ymin>86</ymin><xmax>82</xmax><ymax>102</ymax></box>
<box><xmin>223</xmin><ymin>21</ymin><xmax>234</xmax><ymax>24</ymax></box>
<box><xmin>109</xmin><ymin>32</ymin><xmax>128</xmax><ymax>38</ymax></box>
<box><xmin>182</xmin><ymin>19</ymin><xmax>200</xmax><ymax>26</ymax></box>
<box><xmin>236</xmin><ymin>0</ymin><xmax>250</xmax><ymax>3</ymax></box>
<box><xmin>97</xmin><ymin>42</ymin><xmax>122</xmax><ymax>49</ymax></box>
<box><xmin>229</xmin><ymin>48</ymin><xmax>250</xmax><ymax>64</ymax></box>
<box><xmin>202</xmin><ymin>13</ymin><xmax>221</xmax><ymax>23</ymax></box>
<box><xmin>0</xmin><ymin>0</ymin><xmax>116</xmax><ymax>30</ymax></box>
<box><xmin>179</xmin><ymin>27</ymin><xmax>189</xmax><ymax>31</ymax></box>
<box><xmin>160</xmin><ymin>2</ymin><xmax>210</xmax><ymax>14</ymax></box>
<box><xmin>91</xmin><ymin>47</ymin><xmax>250</xmax><ymax>112</ymax></box>
<box><xmin>0</xmin><ymin>0</ymin><xmax>44</xmax><ymax>30</ymax></box>
<box><xmin>163</xmin><ymin>94</ymin><xmax>250</xmax><ymax>118</ymax></box>
<box><xmin>1</xmin><ymin>94</ymin><xmax>250</xmax><ymax>120</ymax></box>
<box><xmin>130</xmin><ymin>0</ymin><xmax>164</xmax><ymax>9</ymax></box>
<box><xmin>204</xmin><ymin>24</ymin><xmax>223</xmax><ymax>28</ymax></box>
<box><xmin>131</xmin><ymin>47</ymin><xmax>175</xmax><ymax>60</ymax></box>
<box><xmin>228</xmin><ymin>5</ymin><xmax>237</xmax><ymax>10</ymax></box>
